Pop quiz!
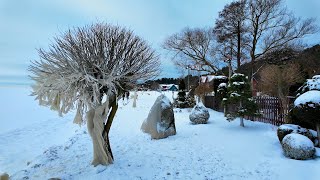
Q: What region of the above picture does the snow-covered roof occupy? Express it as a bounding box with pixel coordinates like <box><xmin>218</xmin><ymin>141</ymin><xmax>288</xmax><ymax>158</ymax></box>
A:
<box><xmin>201</xmin><ymin>75</ymin><xmax>227</xmax><ymax>83</ymax></box>
<box><xmin>294</xmin><ymin>90</ymin><xmax>320</xmax><ymax>107</ymax></box>
<box><xmin>200</xmin><ymin>76</ymin><xmax>207</xmax><ymax>83</ymax></box>
<box><xmin>159</xmin><ymin>84</ymin><xmax>178</xmax><ymax>91</ymax></box>
<box><xmin>207</xmin><ymin>75</ymin><xmax>227</xmax><ymax>82</ymax></box>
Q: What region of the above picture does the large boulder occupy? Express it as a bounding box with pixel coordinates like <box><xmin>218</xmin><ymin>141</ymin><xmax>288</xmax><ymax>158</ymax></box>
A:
<box><xmin>189</xmin><ymin>102</ymin><xmax>210</xmax><ymax>124</ymax></box>
<box><xmin>282</xmin><ymin>134</ymin><xmax>315</xmax><ymax>160</ymax></box>
<box><xmin>141</xmin><ymin>94</ymin><xmax>176</xmax><ymax>139</ymax></box>
<box><xmin>277</xmin><ymin>124</ymin><xmax>316</xmax><ymax>145</ymax></box>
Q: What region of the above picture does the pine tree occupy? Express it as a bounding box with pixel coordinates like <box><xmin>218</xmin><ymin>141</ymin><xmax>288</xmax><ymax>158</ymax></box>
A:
<box><xmin>225</xmin><ymin>73</ymin><xmax>258</xmax><ymax>127</ymax></box>
<box><xmin>177</xmin><ymin>80</ymin><xmax>186</xmax><ymax>102</ymax></box>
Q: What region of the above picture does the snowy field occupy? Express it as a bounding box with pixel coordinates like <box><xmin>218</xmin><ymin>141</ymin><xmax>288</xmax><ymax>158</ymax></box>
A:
<box><xmin>0</xmin><ymin>87</ymin><xmax>319</xmax><ymax>180</ymax></box>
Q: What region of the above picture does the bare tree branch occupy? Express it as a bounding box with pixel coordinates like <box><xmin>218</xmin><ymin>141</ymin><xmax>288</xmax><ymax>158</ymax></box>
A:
<box><xmin>163</xmin><ymin>27</ymin><xmax>221</xmax><ymax>74</ymax></box>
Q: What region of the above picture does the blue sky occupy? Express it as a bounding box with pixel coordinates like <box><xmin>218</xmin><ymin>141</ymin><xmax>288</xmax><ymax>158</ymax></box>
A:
<box><xmin>0</xmin><ymin>0</ymin><xmax>319</xmax><ymax>85</ymax></box>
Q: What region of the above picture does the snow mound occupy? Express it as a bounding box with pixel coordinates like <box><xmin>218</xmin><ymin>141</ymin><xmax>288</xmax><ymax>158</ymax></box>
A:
<box><xmin>294</xmin><ymin>90</ymin><xmax>320</xmax><ymax>107</ymax></box>
<box><xmin>189</xmin><ymin>102</ymin><xmax>210</xmax><ymax>124</ymax></box>
<box><xmin>282</xmin><ymin>134</ymin><xmax>315</xmax><ymax>160</ymax></box>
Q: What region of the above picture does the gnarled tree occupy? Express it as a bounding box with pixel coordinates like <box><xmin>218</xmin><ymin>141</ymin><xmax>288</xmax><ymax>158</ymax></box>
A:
<box><xmin>29</xmin><ymin>22</ymin><xmax>160</xmax><ymax>166</ymax></box>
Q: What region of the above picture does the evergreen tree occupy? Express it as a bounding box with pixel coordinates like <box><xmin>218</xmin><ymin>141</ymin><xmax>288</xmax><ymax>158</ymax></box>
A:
<box><xmin>225</xmin><ymin>73</ymin><xmax>258</xmax><ymax>127</ymax></box>
<box><xmin>178</xmin><ymin>80</ymin><xmax>186</xmax><ymax>102</ymax></box>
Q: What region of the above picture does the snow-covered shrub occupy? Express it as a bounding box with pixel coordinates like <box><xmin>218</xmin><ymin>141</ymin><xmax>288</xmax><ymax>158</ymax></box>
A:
<box><xmin>217</xmin><ymin>82</ymin><xmax>228</xmax><ymax>115</ymax></box>
<box><xmin>282</xmin><ymin>134</ymin><xmax>315</xmax><ymax>160</ymax></box>
<box><xmin>224</xmin><ymin>73</ymin><xmax>258</xmax><ymax>127</ymax></box>
<box><xmin>277</xmin><ymin>124</ymin><xmax>317</xmax><ymax>146</ymax></box>
<box><xmin>290</xmin><ymin>75</ymin><xmax>320</xmax><ymax>129</ymax></box>
<box><xmin>189</xmin><ymin>102</ymin><xmax>210</xmax><ymax>124</ymax></box>
<box><xmin>141</xmin><ymin>94</ymin><xmax>176</xmax><ymax>139</ymax></box>
<box><xmin>296</xmin><ymin>75</ymin><xmax>320</xmax><ymax>96</ymax></box>
<box><xmin>291</xmin><ymin>90</ymin><xmax>320</xmax><ymax>147</ymax></box>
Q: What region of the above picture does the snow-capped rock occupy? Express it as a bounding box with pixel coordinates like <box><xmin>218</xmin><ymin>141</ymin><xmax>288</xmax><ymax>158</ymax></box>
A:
<box><xmin>282</xmin><ymin>134</ymin><xmax>315</xmax><ymax>160</ymax></box>
<box><xmin>277</xmin><ymin>124</ymin><xmax>317</xmax><ymax>146</ymax></box>
<box><xmin>141</xmin><ymin>94</ymin><xmax>176</xmax><ymax>139</ymax></box>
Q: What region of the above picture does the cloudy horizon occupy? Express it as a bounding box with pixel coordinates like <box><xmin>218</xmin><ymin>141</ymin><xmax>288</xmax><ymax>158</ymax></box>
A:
<box><xmin>1</xmin><ymin>0</ymin><xmax>319</xmax><ymax>86</ymax></box>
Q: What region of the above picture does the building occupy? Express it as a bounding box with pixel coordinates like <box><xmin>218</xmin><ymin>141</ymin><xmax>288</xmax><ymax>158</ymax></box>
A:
<box><xmin>159</xmin><ymin>84</ymin><xmax>179</xmax><ymax>91</ymax></box>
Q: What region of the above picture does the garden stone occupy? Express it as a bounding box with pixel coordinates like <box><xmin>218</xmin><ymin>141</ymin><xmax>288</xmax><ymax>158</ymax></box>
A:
<box><xmin>141</xmin><ymin>94</ymin><xmax>176</xmax><ymax>139</ymax></box>
<box><xmin>282</xmin><ymin>133</ymin><xmax>315</xmax><ymax>160</ymax></box>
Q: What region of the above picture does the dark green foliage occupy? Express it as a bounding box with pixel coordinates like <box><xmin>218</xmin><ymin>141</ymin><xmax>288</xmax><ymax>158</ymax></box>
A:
<box><xmin>290</xmin><ymin>76</ymin><xmax>320</xmax><ymax>129</ymax></box>
<box><xmin>225</xmin><ymin>73</ymin><xmax>258</xmax><ymax>117</ymax></box>
<box><xmin>216</xmin><ymin>82</ymin><xmax>227</xmax><ymax>101</ymax></box>
<box><xmin>291</xmin><ymin>103</ymin><xmax>320</xmax><ymax>128</ymax></box>
<box><xmin>177</xmin><ymin>80</ymin><xmax>186</xmax><ymax>102</ymax></box>
<box><xmin>174</xmin><ymin>79</ymin><xmax>196</xmax><ymax>108</ymax></box>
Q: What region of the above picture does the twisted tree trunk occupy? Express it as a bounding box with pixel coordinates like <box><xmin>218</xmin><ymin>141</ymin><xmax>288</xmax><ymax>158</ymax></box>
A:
<box><xmin>87</xmin><ymin>96</ymin><xmax>118</xmax><ymax>166</ymax></box>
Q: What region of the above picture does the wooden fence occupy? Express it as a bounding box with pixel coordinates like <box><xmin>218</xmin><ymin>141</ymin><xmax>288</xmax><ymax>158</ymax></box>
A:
<box><xmin>204</xmin><ymin>96</ymin><xmax>295</xmax><ymax>126</ymax></box>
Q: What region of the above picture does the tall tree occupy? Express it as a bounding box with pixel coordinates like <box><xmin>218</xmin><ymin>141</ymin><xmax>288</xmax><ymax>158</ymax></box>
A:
<box><xmin>214</xmin><ymin>0</ymin><xmax>248</xmax><ymax>70</ymax></box>
<box><xmin>247</xmin><ymin>0</ymin><xmax>318</xmax><ymax>63</ymax></box>
<box><xmin>163</xmin><ymin>27</ymin><xmax>220</xmax><ymax>74</ymax></box>
<box><xmin>29</xmin><ymin>22</ymin><xmax>160</xmax><ymax>166</ymax></box>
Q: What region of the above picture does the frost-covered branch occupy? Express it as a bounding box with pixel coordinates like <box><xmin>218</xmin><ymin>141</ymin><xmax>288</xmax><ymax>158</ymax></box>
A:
<box><xmin>29</xmin><ymin>22</ymin><xmax>160</xmax><ymax>120</ymax></box>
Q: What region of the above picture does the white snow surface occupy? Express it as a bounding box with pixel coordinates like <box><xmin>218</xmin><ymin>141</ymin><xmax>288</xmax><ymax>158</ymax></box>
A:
<box><xmin>283</xmin><ymin>134</ymin><xmax>315</xmax><ymax>149</ymax></box>
<box><xmin>294</xmin><ymin>90</ymin><xmax>320</xmax><ymax>107</ymax></box>
<box><xmin>1</xmin><ymin>87</ymin><xmax>320</xmax><ymax>180</ymax></box>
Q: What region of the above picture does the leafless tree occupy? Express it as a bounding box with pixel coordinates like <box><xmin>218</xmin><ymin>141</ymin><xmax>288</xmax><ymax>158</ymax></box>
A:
<box><xmin>214</xmin><ymin>0</ymin><xmax>248</xmax><ymax>71</ymax></box>
<box><xmin>247</xmin><ymin>0</ymin><xmax>318</xmax><ymax>63</ymax></box>
<box><xmin>259</xmin><ymin>62</ymin><xmax>303</xmax><ymax>121</ymax></box>
<box><xmin>29</xmin><ymin>22</ymin><xmax>160</xmax><ymax>166</ymax></box>
<box><xmin>163</xmin><ymin>27</ymin><xmax>221</xmax><ymax>74</ymax></box>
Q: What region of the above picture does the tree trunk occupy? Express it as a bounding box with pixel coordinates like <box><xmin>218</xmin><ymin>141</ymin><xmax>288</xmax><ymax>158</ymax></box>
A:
<box><xmin>228</xmin><ymin>59</ymin><xmax>232</xmax><ymax>81</ymax></box>
<box><xmin>87</xmin><ymin>97</ymin><xmax>118</xmax><ymax>166</ymax></box>
<box><xmin>239</xmin><ymin>100</ymin><xmax>244</xmax><ymax>127</ymax></box>
<box><xmin>317</xmin><ymin>123</ymin><xmax>320</xmax><ymax>148</ymax></box>
<box><xmin>133</xmin><ymin>90</ymin><xmax>137</xmax><ymax>108</ymax></box>
<box><xmin>240</xmin><ymin>116</ymin><xmax>244</xmax><ymax>127</ymax></box>
<box><xmin>237</xmin><ymin>21</ymin><xmax>241</xmax><ymax>69</ymax></box>
<box><xmin>278</xmin><ymin>85</ymin><xmax>290</xmax><ymax>123</ymax></box>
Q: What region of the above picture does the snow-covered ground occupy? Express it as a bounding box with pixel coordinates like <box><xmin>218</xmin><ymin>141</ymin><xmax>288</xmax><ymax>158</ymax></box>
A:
<box><xmin>0</xmin><ymin>87</ymin><xmax>319</xmax><ymax>180</ymax></box>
